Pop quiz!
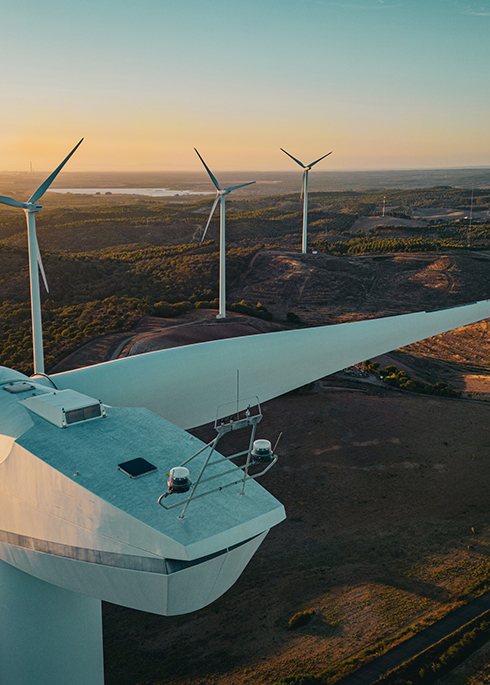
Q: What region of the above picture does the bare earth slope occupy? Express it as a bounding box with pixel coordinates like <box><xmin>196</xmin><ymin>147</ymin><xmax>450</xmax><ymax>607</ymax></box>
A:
<box><xmin>229</xmin><ymin>250</ymin><xmax>490</xmax><ymax>324</ymax></box>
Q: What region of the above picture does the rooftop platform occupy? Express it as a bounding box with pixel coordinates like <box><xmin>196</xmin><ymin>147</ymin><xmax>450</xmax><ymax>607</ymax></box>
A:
<box><xmin>10</xmin><ymin>387</ymin><xmax>284</xmax><ymax>558</ymax></box>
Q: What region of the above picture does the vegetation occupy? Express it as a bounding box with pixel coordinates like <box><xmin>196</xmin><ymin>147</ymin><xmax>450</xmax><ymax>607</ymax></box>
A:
<box><xmin>360</xmin><ymin>360</ymin><xmax>462</xmax><ymax>398</ymax></box>
<box><xmin>286</xmin><ymin>311</ymin><xmax>302</xmax><ymax>325</ymax></box>
<box><xmin>1</xmin><ymin>184</ymin><xmax>489</xmax><ymax>375</ymax></box>
<box><xmin>314</xmin><ymin>235</ymin><xmax>488</xmax><ymax>256</ymax></box>
<box><xmin>229</xmin><ymin>300</ymin><xmax>272</xmax><ymax>320</ymax></box>
<box><xmin>287</xmin><ymin>610</ymin><xmax>315</xmax><ymax>630</ymax></box>
<box><xmin>380</xmin><ymin>365</ymin><xmax>462</xmax><ymax>398</ymax></box>
<box><xmin>0</xmin><ymin>241</ymin><xmax>268</xmax><ymax>375</ymax></box>
<box><xmin>372</xmin><ymin>612</ymin><xmax>490</xmax><ymax>685</ymax></box>
<box><xmin>273</xmin><ymin>611</ymin><xmax>490</xmax><ymax>685</ymax></box>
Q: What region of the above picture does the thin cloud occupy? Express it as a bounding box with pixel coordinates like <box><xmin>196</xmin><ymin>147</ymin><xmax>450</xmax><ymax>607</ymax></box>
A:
<box><xmin>446</xmin><ymin>0</ymin><xmax>490</xmax><ymax>15</ymax></box>
<box><xmin>417</xmin><ymin>0</ymin><xmax>490</xmax><ymax>12</ymax></box>
<box><xmin>319</xmin><ymin>1</ymin><xmax>401</xmax><ymax>7</ymax></box>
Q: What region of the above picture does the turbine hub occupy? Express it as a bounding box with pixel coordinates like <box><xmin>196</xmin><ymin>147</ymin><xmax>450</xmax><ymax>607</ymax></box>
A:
<box><xmin>24</xmin><ymin>203</ymin><xmax>43</xmax><ymax>213</ymax></box>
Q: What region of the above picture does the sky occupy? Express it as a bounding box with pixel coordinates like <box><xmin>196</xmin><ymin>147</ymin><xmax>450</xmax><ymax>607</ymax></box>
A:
<box><xmin>1</xmin><ymin>0</ymin><xmax>489</xmax><ymax>172</ymax></box>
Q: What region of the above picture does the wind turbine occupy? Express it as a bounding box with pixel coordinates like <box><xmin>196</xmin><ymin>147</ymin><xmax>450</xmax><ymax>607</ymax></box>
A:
<box><xmin>195</xmin><ymin>148</ymin><xmax>255</xmax><ymax>318</ymax></box>
<box><xmin>0</xmin><ymin>139</ymin><xmax>83</xmax><ymax>375</ymax></box>
<box><xmin>280</xmin><ymin>148</ymin><xmax>332</xmax><ymax>253</ymax></box>
<box><xmin>3</xmin><ymin>143</ymin><xmax>490</xmax><ymax>685</ymax></box>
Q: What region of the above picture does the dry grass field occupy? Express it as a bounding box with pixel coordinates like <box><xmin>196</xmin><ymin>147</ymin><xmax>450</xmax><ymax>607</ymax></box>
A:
<box><xmin>103</xmin><ymin>381</ymin><xmax>490</xmax><ymax>685</ymax></box>
<box><xmin>54</xmin><ymin>247</ymin><xmax>490</xmax><ymax>684</ymax></box>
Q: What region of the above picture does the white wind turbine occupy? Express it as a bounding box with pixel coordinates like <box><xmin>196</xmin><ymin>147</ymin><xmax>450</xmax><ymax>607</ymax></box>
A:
<box><xmin>195</xmin><ymin>148</ymin><xmax>255</xmax><ymax>319</ymax></box>
<box><xmin>5</xmin><ymin>141</ymin><xmax>490</xmax><ymax>685</ymax></box>
<box><xmin>0</xmin><ymin>139</ymin><xmax>83</xmax><ymax>375</ymax></box>
<box><xmin>280</xmin><ymin>148</ymin><xmax>332</xmax><ymax>254</ymax></box>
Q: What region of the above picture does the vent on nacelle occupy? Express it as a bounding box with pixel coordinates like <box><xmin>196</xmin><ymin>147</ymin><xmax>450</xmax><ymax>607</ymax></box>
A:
<box><xmin>20</xmin><ymin>389</ymin><xmax>105</xmax><ymax>428</ymax></box>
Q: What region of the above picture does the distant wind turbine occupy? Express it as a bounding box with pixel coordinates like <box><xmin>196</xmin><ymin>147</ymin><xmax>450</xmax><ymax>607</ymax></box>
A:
<box><xmin>195</xmin><ymin>148</ymin><xmax>255</xmax><ymax>319</ymax></box>
<box><xmin>0</xmin><ymin>139</ymin><xmax>83</xmax><ymax>374</ymax></box>
<box><xmin>280</xmin><ymin>148</ymin><xmax>332</xmax><ymax>254</ymax></box>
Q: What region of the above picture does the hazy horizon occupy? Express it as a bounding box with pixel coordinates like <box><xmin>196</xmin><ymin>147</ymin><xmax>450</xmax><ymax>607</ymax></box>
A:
<box><xmin>3</xmin><ymin>167</ymin><xmax>489</xmax><ymax>196</ymax></box>
<box><xmin>4</xmin><ymin>165</ymin><xmax>490</xmax><ymax>174</ymax></box>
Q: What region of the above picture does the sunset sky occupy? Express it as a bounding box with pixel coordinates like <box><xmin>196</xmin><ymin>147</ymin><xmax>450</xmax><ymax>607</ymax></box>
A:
<box><xmin>1</xmin><ymin>0</ymin><xmax>489</xmax><ymax>172</ymax></box>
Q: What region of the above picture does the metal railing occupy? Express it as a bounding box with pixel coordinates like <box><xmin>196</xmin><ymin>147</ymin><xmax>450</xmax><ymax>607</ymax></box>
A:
<box><xmin>158</xmin><ymin>397</ymin><xmax>279</xmax><ymax>519</ymax></box>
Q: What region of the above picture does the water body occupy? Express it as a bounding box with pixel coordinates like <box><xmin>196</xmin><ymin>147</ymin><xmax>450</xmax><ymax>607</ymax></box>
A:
<box><xmin>48</xmin><ymin>188</ymin><xmax>213</xmax><ymax>197</ymax></box>
<box><xmin>45</xmin><ymin>168</ymin><xmax>490</xmax><ymax>200</ymax></box>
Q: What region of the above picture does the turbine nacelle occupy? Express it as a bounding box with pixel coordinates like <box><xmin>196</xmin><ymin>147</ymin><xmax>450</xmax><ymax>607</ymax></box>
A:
<box><xmin>24</xmin><ymin>204</ymin><xmax>43</xmax><ymax>213</ymax></box>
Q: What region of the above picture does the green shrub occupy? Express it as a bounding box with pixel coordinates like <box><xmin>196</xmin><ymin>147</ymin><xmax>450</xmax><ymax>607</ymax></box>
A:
<box><xmin>274</xmin><ymin>677</ymin><xmax>320</xmax><ymax>685</ymax></box>
<box><xmin>195</xmin><ymin>299</ymin><xmax>219</xmax><ymax>309</ymax></box>
<box><xmin>400</xmin><ymin>379</ymin><xmax>417</xmax><ymax>391</ymax></box>
<box><xmin>363</xmin><ymin>360</ymin><xmax>379</xmax><ymax>372</ymax></box>
<box><xmin>287</xmin><ymin>610</ymin><xmax>315</xmax><ymax>630</ymax></box>
<box><xmin>152</xmin><ymin>300</ymin><xmax>193</xmax><ymax>317</ymax></box>
<box><xmin>286</xmin><ymin>311</ymin><xmax>302</xmax><ymax>324</ymax></box>
<box><xmin>229</xmin><ymin>300</ymin><xmax>273</xmax><ymax>320</ymax></box>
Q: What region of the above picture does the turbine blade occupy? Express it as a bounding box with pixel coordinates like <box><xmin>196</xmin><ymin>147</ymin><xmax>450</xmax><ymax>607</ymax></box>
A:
<box><xmin>300</xmin><ymin>170</ymin><xmax>306</xmax><ymax>201</ymax></box>
<box><xmin>224</xmin><ymin>181</ymin><xmax>256</xmax><ymax>193</ymax></box>
<box><xmin>194</xmin><ymin>148</ymin><xmax>221</xmax><ymax>191</ymax></box>
<box><xmin>308</xmin><ymin>151</ymin><xmax>333</xmax><ymax>168</ymax></box>
<box><xmin>28</xmin><ymin>138</ymin><xmax>84</xmax><ymax>204</ymax></box>
<box><xmin>36</xmin><ymin>237</ymin><xmax>49</xmax><ymax>293</ymax></box>
<box><xmin>280</xmin><ymin>148</ymin><xmax>305</xmax><ymax>168</ymax></box>
<box><xmin>0</xmin><ymin>195</ymin><xmax>27</xmax><ymax>209</ymax></box>
<box><xmin>51</xmin><ymin>299</ymin><xmax>490</xmax><ymax>430</ymax></box>
<box><xmin>201</xmin><ymin>194</ymin><xmax>220</xmax><ymax>242</ymax></box>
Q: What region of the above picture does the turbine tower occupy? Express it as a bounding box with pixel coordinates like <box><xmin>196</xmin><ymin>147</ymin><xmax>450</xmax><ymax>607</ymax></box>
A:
<box><xmin>0</xmin><ymin>139</ymin><xmax>83</xmax><ymax>375</ymax></box>
<box><xmin>195</xmin><ymin>148</ymin><xmax>255</xmax><ymax>318</ymax></box>
<box><xmin>280</xmin><ymin>148</ymin><xmax>332</xmax><ymax>254</ymax></box>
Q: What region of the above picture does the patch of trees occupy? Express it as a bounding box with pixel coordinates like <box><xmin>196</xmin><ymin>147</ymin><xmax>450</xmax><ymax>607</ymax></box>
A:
<box><xmin>313</xmin><ymin>235</ymin><xmax>490</xmax><ymax>256</ymax></box>
<box><xmin>0</xmin><ymin>241</ymin><xmax>273</xmax><ymax>375</ymax></box>
<box><xmin>2</xmin><ymin>184</ymin><xmax>489</xmax><ymax>375</ymax></box>
<box><xmin>378</xmin><ymin>364</ymin><xmax>461</xmax><ymax>398</ymax></box>
<box><xmin>0</xmin><ymin>296</ymin><xmax>145</xmax><ymax>375</ymax></box>
<box><xmin>2</xmin><ymin>186</ymin><xmax>488</xmax><ymax>252</ymax></box>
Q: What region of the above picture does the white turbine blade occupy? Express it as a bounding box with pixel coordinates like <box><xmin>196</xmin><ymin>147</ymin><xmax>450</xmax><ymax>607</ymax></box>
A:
<box><xmin>51</xmin><ymin>299</ymin><xmax>490</xmax><ymax>430</ymax></box>
<box><xmin>201</xmin><ymin>194</ymin><xmax>220</xmax><ymax>242</ymax></box>
<box><xmin>300</xmin><ymin>170</ymin><xmax>306</xmax><ymax>201</ymax></box>
<box><xmin>0</xmin><ymin>195</ymin><xmax>27</xmax><ymax>209</ymax></box>
<box><xmin>194</xmin><ymin>148</ymin><xmax>221</xmax><ymax>191</ymax></box>
<box><xmin>280</xmin><ymin>148</ymin><xmax>305</xmax><ymax>168</ymax></box>
<box><xmin>308</xmin><ymin>151</ymin><xmax>333</xmax><ymax>168</ymax></box>
<box><xmin>36</xmin><ymin>238</ymin><xmax>49</xmax><ymax>293</ymax></box>
<box><xmin>224</xmin><ymin>181</ymin><xmax>256</xmax><ymax>193</ymax></box>
<box><xmin>28</xmin><ymin>138</ymin><xmax>83</xmax><ymax>204</ymax></box>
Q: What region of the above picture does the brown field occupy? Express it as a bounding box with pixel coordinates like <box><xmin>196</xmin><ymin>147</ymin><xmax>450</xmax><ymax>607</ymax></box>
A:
<box><xmin>59</xmin><ymin>248</ymin><xmax>490</xmax><ymax>685</ymax></box>
<box><xmin>103</xmin><ymin>381</ymin><xmax>490</xmax><ymax>685</ymax></box>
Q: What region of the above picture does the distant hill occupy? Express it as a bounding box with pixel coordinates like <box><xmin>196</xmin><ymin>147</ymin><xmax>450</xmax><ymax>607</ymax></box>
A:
<box><xmin>1</xmin><ymin>185</ymin><xmax>490</xmax><ymax>376</ymax></box>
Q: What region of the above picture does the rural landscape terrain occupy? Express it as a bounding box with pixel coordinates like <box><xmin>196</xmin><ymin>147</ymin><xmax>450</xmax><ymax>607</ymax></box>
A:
<box><xmin>3</xmin><ymin>174</ymin><xmax>490</xmax><ymax>684</ymax></box>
